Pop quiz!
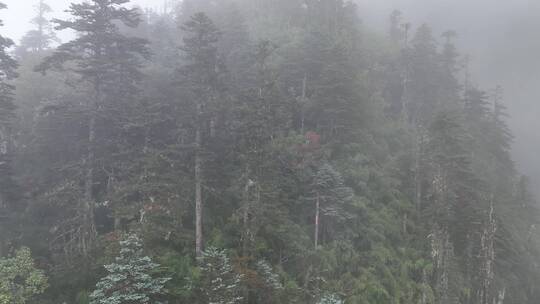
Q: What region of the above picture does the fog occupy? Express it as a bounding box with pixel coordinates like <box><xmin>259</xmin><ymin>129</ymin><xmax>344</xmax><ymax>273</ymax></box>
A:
<box><xmin>357</xmin><ymin>0</ymin><xmax>540</xmax><ymax>195</ymax></box>
<box><xmin>1</xmin><ymin>0</ymin><xmax>539</xmax><ymax>302</ymax></box>
<box><xmin>1</xmin><ymin>0</ymin><xmax>168</xmax><ymax>39</ymax></box>
<box><xmin>3</xmin><ymin>0</ymin><xmax>538</xmax><ymax>192</ymax></box>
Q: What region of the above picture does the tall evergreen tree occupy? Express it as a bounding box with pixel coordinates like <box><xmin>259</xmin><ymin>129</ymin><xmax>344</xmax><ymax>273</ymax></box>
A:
<box><xmin>16</xmin><ymin>0</ymin><xmax>58</xmax><ymax>56</ymax></box>
<box><xmin>177</xmin><ymin>12</ymin><xmax>224</xmax><ymax>258</ymax></box>
<box><xmin>0</xmin><ymin>2</ymin><xmax>19</xmax><ymax>256</ymax></box>
<box><xmin>36</xmin><ymin>0</ymin><xmax>150</xmax><ymax>256</ymax></box>
<box><xmin>0</xmin><ymin>1</ymin><xmax>538</xmax><ymax>303</ymax></box>
<box><xmin>199</xmin><ymin>247</ymin><xmax>243</xmax><ymax>304</ymax></box>
<box><xmin>308</xmin><ymin>163</ymin><xmax>353</xmax><ymax>248</ymax></box>
<box><xmin>90</xmin><ymin>234</ymin><xmax>170</xmax><ymax>304</ymax></box>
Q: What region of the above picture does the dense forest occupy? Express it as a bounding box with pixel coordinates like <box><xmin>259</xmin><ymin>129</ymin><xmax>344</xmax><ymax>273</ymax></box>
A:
<box><xmin>0</xmin><ymin>0</ymin><xmax>539</xmax><ymax>303</ymax></box>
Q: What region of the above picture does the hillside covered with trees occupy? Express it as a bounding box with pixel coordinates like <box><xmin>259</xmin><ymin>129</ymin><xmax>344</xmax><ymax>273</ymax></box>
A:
<box><xmin>0</xmin><ymin>0</ymin><xmax>539</xmax><ymax>303</ymax></box>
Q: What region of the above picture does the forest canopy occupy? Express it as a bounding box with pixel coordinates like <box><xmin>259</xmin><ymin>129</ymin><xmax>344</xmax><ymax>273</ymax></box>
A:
<box><xmin>0</xmin><ymin>0</ymin><xmax>538</xmax><ymax>304</ymax></box>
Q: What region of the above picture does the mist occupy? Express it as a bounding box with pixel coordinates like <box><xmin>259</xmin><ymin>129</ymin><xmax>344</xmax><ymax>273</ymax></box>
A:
<box><xmin>358</xmin><ymin>0</ymin><xmax>540</xmax><ymax>195</ymax></box>
<box><xmin>0</xmin><ymin>0</ymin><xmax>539</xmax><ymax>303</ymax></box>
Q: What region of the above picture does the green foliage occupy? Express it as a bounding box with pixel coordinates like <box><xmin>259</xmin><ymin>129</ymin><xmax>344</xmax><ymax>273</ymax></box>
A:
<box><xmin>0</xmin><ymin>247</ymin><xmax>48</xmax><ymax>304</ymax></box>
<box><xmin>199</xmin><ymin>247</ymin><xmax>244</xmax><ymax>304</ymax></box>
<box><xmin>311</xmin><ymin>163</ymin><xmax>354</xmax><ymax>219</ymax></box>
<box><xmin>4</xmin><ymin>1</ymin><xmax>540</xmax><ymax>304</ymax></box>
<box><xmin>90</xmin><ymin>234</ymin><xmax>170</xmax><ymax>304</ymax></box>
<box><xmin>316</xmin><ymin>293</ymin><xmax>343</xmax><ymax>304</ymax></box>
<box><xmin>255</xmin><ymin>260</ymin><xmax>283</xmax><ymax>291</ymax></box>
<box><xmin>0</xmin><ymin>1</ymin><xmax>19</xmax><ymax>207</ymax></box>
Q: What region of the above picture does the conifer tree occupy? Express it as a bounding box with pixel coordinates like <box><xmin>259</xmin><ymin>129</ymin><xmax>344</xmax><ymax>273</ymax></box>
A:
<box><xmin>199</xmin><ymin>247</ymin><xmax>243</xmax><ymax>304</ymax></box>
<box><xmin>0</xmin><ymin>2</ymin><xmax>20</xmax><ymax>253</ymax></box>
<box><xmin>317</xmin><ymin>293</ymin><xmax>344</xmax><ymax>304</ymax></box>
<box><xmin>90</xmin><ymin>234</ymin><xmax>170</xmax><ymax>304</ymax></box>
<box><xmin>37</xmin><ymin>0</ymin><xmax>150</xmax><ymax>255</ymax></box>
<box><xmin>17</xmin><ymin>0</ymin><xmax>58</xmax><ymax>56</ymax></box>
<box><xmin>177</xmin><ymin>12</ymin><xmax>224</xmax><ymax>258</ymax></box>
<box><xmin>405</xmin><ymin>24</ymin><xmax>441</xmax><ymax>124</ymax></box>
<box><xmin>309</xmin><ymin>163</ymin><xmax>353</xmax><ymax>248</ymax></box>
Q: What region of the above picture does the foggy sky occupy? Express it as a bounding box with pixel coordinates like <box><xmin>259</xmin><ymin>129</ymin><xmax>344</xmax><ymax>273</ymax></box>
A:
<box><xmin>357</xmin><ymin>0</ymin><xmax>540</xmax><ymax>195</ymax></box>
<box><xmin>1</xmin><ymin>0</ymin><xmax>167</xmax><ymax>41</ymax></box>
<box><xmin>1</xmin><ymin>0</ymin><xmax>539</xmax><ymax>194</ymax></box>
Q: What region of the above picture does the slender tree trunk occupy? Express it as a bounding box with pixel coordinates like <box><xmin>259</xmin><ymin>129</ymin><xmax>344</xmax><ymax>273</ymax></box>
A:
<box><xmin>402</xmin><ymin>212</ymin><xmax>407</xmax><ymax>234</ymax></box>
<box><xmin>242</xmin><ymin>166</ymin><xmax>251</xmax><ymax>257</ymax></box>
<box><xmin>0</xmin><ymin>127</ymin><xmax>6</xmax><ymax>208</ymax></box>
<box><xmin>414</xmin><ymin>127</ymin><xmax>423</xmax><ymax>212</ymax></box>
<box><xmin>195</xmin><ymin>104</ymin><xmax>203</xmax><ymax>258</ymax></box>
<box><xmin>82</xmin><ymin>112</ymin><xmax>97</xmax><ymax>255</ymax></box>
<box><xmin>314</xmin><ymin>192</ymin><xmax>320</xmax><ymax>248</ymax></box>
<box><xmin>300</xmin><ymin>74</ymin><xmax>307</xmax><ymax>134</ymax></box>
<box><xmin>242</xmin><ymin>169</ymin><xmax>253</xmax><ymax>304</ymax></box>
<box><xmin>480</xmin><ymin>196</ymin><xmax>497</xmax><ymax>304</ymax></box>
<box><xmin>38</xmin><ymin>0</ymin><xmax>44</xmax><ymax>52</ymax></box>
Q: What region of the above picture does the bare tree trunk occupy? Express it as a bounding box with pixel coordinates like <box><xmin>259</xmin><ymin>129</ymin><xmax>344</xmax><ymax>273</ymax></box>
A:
<box><xmin>242</xmin><ymin>169</ymin><xmax>253</xmax><ymax>304</ymax></box>
<box><xmin>402</xmin><ymin>212</ymin><xmax>407</xmax><ymax>235</ymax></box>
<box><xmin>314</xmin><ymin>192</ymin><xmax>320</xmax><ymax>248</ymax></box>
<box><xmin>414</xmin><ymin>131</ymin><xmax>422</xmax><ymax>212</ymax></box>
<box><xmin>300</xmin><ymin>74</ymin><xmax>307</xmax><ymax>134</ymax></box>
<box><xmin>82</xmin><ymin>113</ymin><xmax>97</xmax><ymax>255</ymax></box>
<box><xmin>430</xmin><ymin>225</ymin><xmax>453</xmax><ymax>304</ymax></box>
<box><xmin>195</xmin><ymin>104</ymin><xmax>203</xmax><ymax>258</ymax></box>
<box><xmin>0</xmin><ymin>127</ymin><xmax>7</xmax><ymax>208</ymax></box>
<box><xmin>479</xmin><ymin>196</ymin><xmax>497</xmax><ymax>304</ymax></box>
<box><xmin>242</xmin><ymin>166</ymin><xmax>251</xmax><ymax>257</ymax></box>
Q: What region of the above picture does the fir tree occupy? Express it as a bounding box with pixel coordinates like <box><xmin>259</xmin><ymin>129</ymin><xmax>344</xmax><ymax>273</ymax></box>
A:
<box><xmin>16</xmin><ymin>0</ymin><xmax>58</xmax><ymax>56</ymax></box>
<box><xmin>177</xmin><ymin>12</ymin><xmax>224</xmax><ymax>258</ymax></box>
<box><xmin>90</xmin><ymin>234</ymin><xmax>170</xmax><ymax>304</ymax></box>
<box><xmin>36</xmin><ymin>0</ymin><xmax>150</xmax><ymax>255</ymax></box>
<box><xmin>0</xmin><ymin>2</ymin><xmax>20</xmax><ymax>252</ymax></box>
<box><xmin>309</xmin><ymin>163</ymin><xmax>353</xmax><ymax>248</ymax></box>
<box><xmin>199</xmin><ymin>247</ymin><xmax>243</xmax><ymax>304</ymax></box>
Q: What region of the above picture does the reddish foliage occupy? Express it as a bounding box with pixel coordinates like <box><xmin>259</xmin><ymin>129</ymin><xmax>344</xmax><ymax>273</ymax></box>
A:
<box><xmin>305</xmin><ymin>131</ymin><xmax>321</xmax><ymax>147</ymax></box>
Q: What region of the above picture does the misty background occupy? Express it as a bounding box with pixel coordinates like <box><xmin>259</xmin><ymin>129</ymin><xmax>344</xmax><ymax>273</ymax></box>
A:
<box><xmin>2</xmin><ymin>0</ymin><xmax>539</xmax><ymax>194</ymax></box>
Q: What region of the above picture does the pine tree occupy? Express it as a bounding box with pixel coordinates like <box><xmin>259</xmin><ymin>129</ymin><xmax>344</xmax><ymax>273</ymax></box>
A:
<box><xmin>36</xmin><ymin>0</ymin><xmax>150</xmax><ymax>255</ymax></box>
<box><xmin>90</xmin><ymin>234</ymin><xmax>170</xmax><ymax>304</ymax></box>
